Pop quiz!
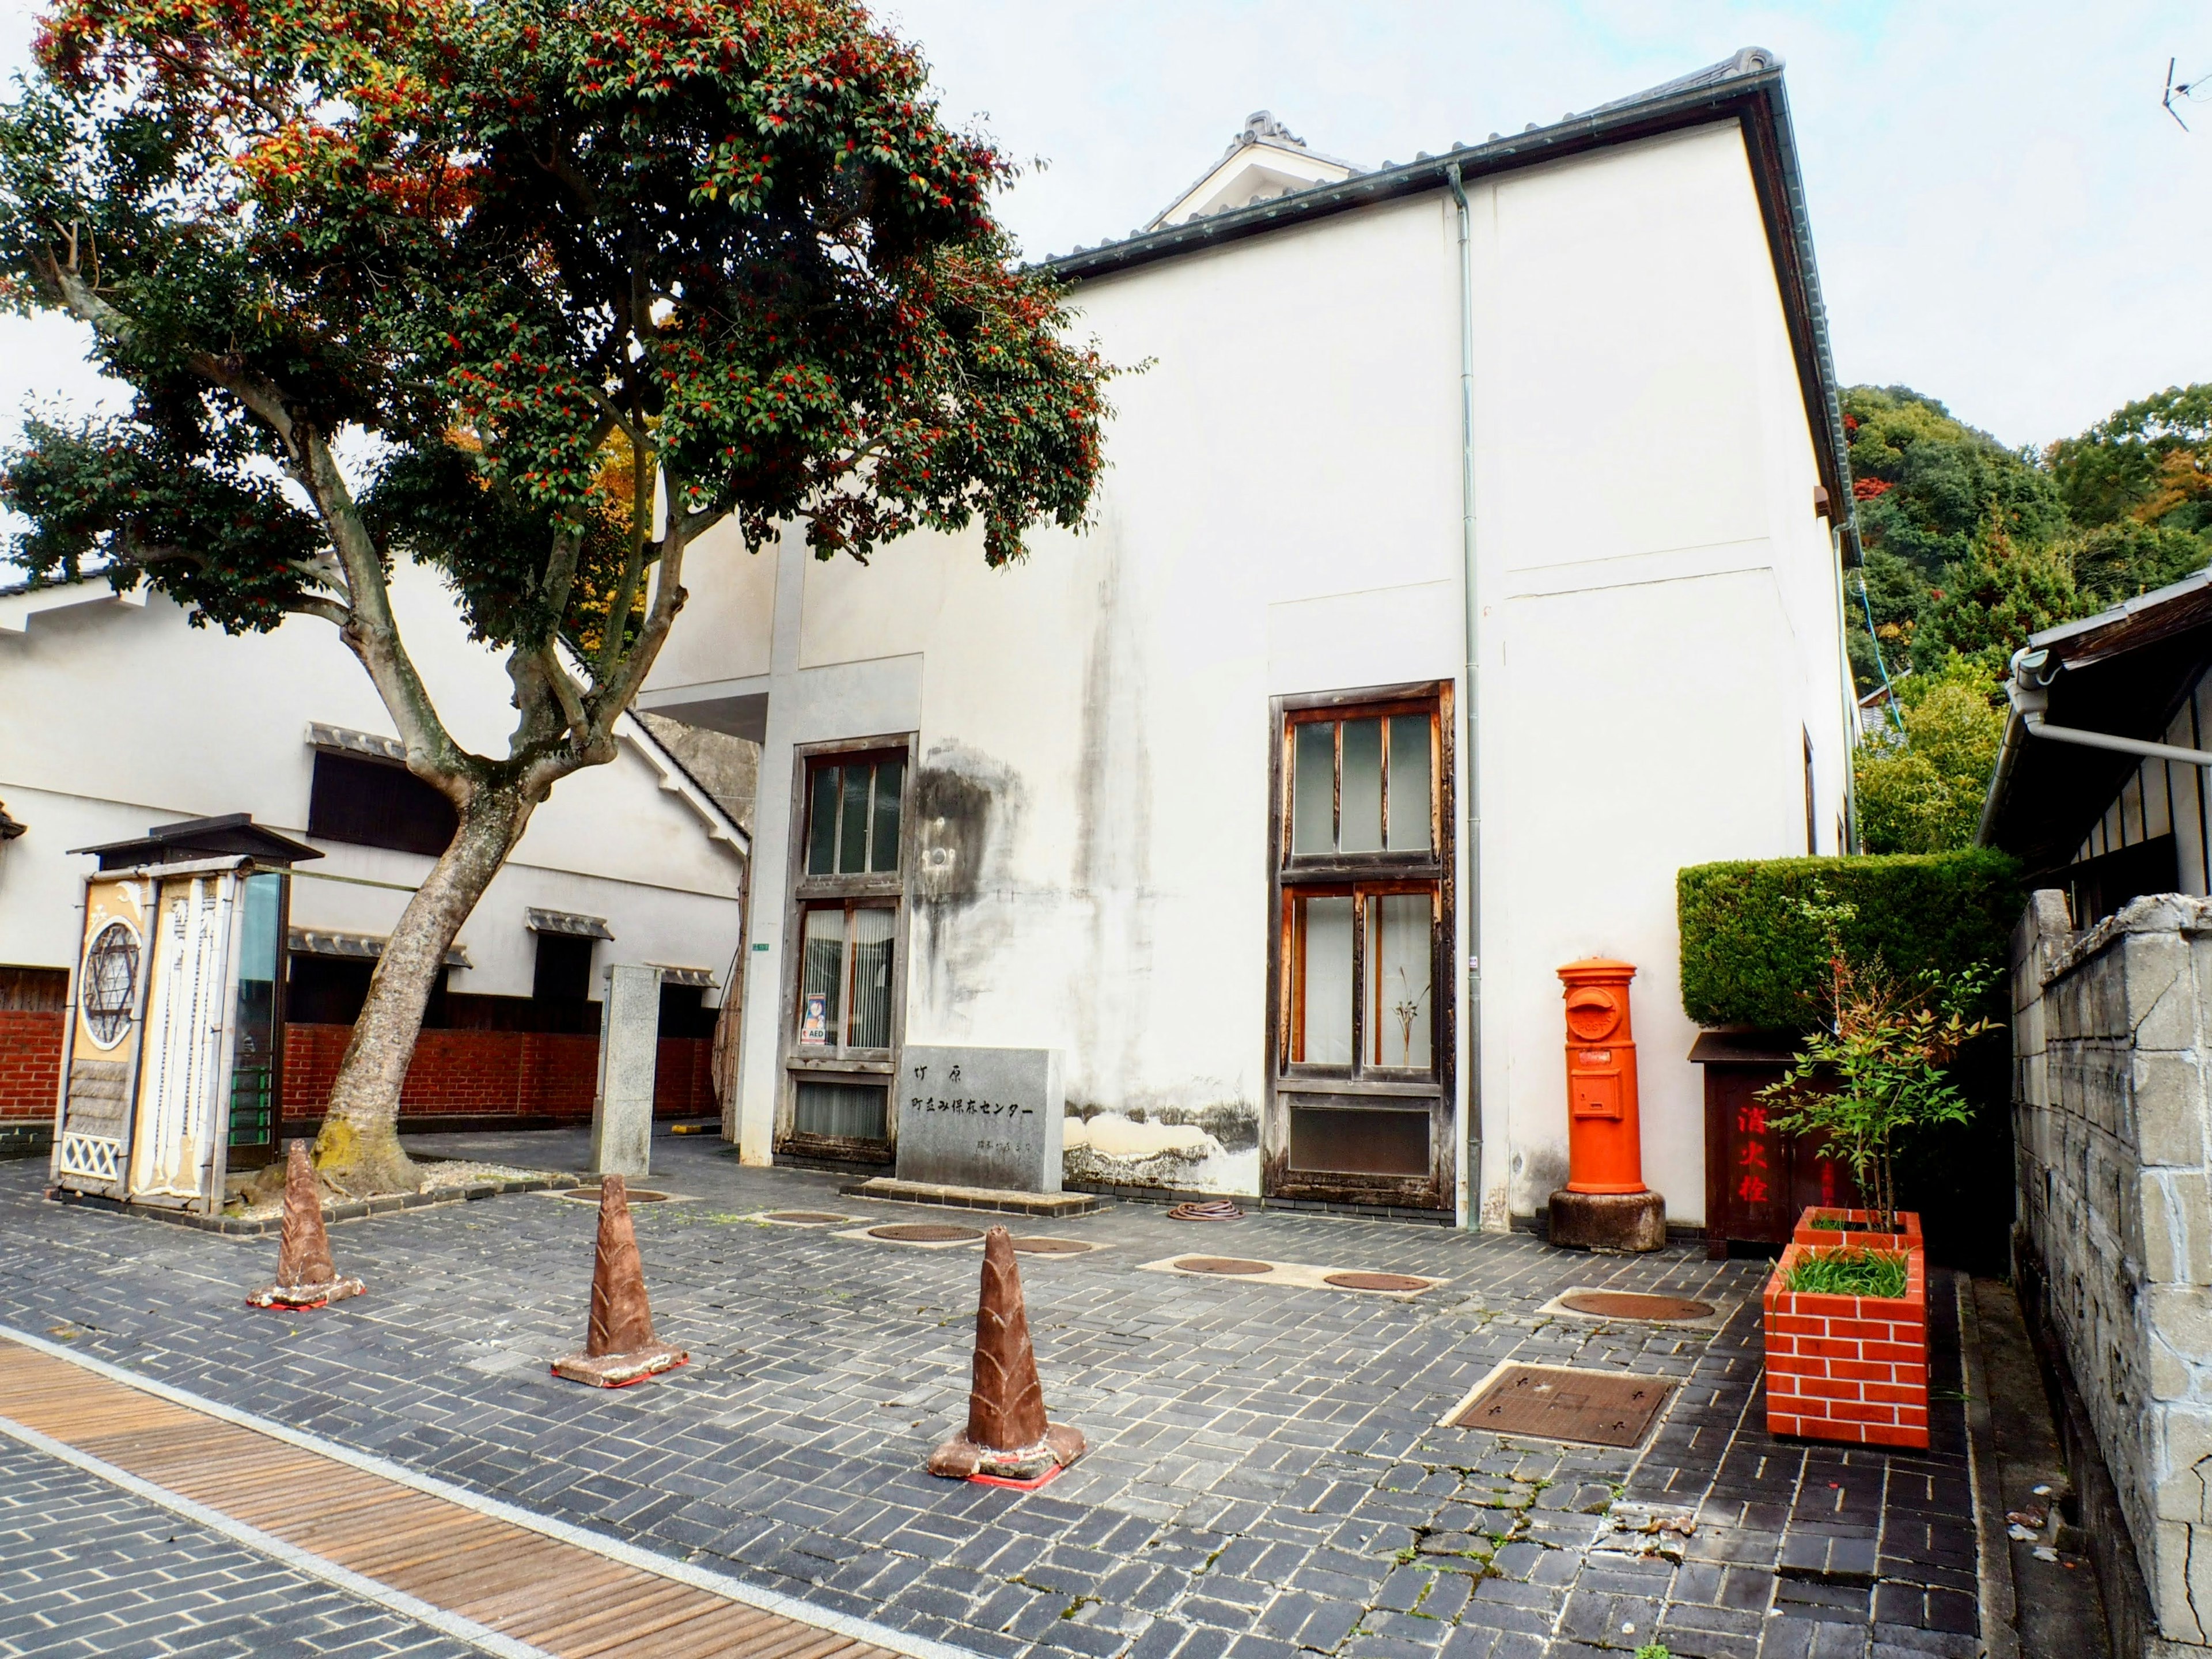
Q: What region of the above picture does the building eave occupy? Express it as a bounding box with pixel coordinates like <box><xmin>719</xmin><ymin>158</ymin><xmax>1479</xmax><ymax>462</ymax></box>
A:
<box><xmin>1039</xmin><ymin>48</ymin><xmax>1857</xmax><ymax>558</ymax></box>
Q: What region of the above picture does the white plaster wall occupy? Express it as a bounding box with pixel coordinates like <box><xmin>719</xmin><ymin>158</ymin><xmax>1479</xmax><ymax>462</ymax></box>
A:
<box><xmin>1467</xmin><ymin>122</ymin><xmax>1851</xmax><ymax>1223</ymax></box>
<box><xmin>652</xmin><ymin>119</ymin><xmax>1854</xmax><ymax>1224</ymax></box>
<box><xmin>0</xmin><ymin>566</ymin><xmax>745</xmax><ymax>995</ymax></box>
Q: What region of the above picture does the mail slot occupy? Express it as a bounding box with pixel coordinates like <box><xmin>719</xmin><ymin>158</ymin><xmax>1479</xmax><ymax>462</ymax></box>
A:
<box><xmin>1558</xmin><ymin>959</ymin><xmax>1646</xmax><ymax>1195</ymax></box>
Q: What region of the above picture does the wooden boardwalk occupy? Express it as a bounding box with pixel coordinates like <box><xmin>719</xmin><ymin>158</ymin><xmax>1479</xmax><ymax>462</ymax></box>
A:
<box><xmin>0</xmin><ymin>1336</ymin><xmax>916</xmax><ymax>1659</ymax></box>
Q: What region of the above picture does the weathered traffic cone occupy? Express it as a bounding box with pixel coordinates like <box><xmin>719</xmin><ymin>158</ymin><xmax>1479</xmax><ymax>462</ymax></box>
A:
<box><xmin>928</xmin><ymin>1225</ymin><xmax>1086</xmax><ymax>1487</ymax></box>
<box><xmin>551</xmin><ymin>1174</ymin><xmax>688</xmax><ymax>1388</ymax></box>
<box><xmin>246</xmin><ymin>1141</ymin><xmax>365</xmax><ymax>1310</ymax></box>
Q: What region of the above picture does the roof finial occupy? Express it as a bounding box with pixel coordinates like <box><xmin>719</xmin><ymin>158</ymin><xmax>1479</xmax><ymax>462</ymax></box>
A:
<box><xmin>1239</xmin><ymin>111</ymin><xmax>1305</xmax><ymax>149</ymax></box>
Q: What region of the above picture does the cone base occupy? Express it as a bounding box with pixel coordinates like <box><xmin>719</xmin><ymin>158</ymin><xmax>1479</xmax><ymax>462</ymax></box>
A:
<box><xmin>927</xmin><ymin>1422</ymin><xmax>1086</xmax><ymax>1482</ymax></box>
<box><xmin>247</xmin><ymin>1277</ymin><xmax>365</xmax><ymax>1310</ymax></box>
<box><xmin>551</xmin><ymin>1342</ymin><xmax>688</xmax><ymax>1388</ymax></box>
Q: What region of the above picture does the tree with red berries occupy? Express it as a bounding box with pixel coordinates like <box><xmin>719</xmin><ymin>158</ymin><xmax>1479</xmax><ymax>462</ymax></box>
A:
<box><xmin>0</xmin><ymin>0</ymin><xmax>1109</xmax><ymax>1192</ymax></box>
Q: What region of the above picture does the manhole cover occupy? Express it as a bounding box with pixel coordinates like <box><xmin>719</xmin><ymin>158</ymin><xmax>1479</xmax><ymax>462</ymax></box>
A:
<box><xmin>562</xmin><ymin>1187</ymin><xmax>671</xmax><ymax>1204</ymax></box>
<box><xmin>869</xmin><ymin>1223</ymin><xmax>983</xmax><ymax>1243</ymax></box>
<box><xmin>1174</xmin><ymin>1256</ymin><xmax>1273</xmax><ymax>1275</ymax></box>
<box><xmin>763</xmin><ymin>1211</ymin><xmax>849</xmax><ymax>1225</ymax></box>
<box><xmin>1325</xmin><ymin>1271</ymin><xmax>1431</xmax><ymax>1293</ymax></box>
<box><xmin>1010</xmin><ymin>1237</ymin><xmax>1090</xmax><ymax>1254</ymax></box>
<box><xmin>1450</xmin><ymin>1364</ymin><xmax>1675</xmax><ymax>1448</ymax></box>
<box><xmin>1559</xmin><ymin>1290</ymin><xmax>1715</xmax><ymax>1321</ymax></box>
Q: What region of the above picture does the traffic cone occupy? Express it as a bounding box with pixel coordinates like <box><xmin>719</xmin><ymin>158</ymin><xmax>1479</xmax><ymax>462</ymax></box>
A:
<box><xmin>246</xmin><ymin>1141</ymin><xmax>364</xmax><ymax>1310</ymax></box>
<box><xmin>552</xmin><ymin>1173</ymin><xmax>688</xmax><ymax>1387</ymax></box>
<box><xmin>928</xmin><ymin>1225</ymin><xmax>1087</xmax><ymax>1487</ymax></box>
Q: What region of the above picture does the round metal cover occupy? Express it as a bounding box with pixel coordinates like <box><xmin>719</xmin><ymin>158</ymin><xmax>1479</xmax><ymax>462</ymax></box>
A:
<box><xmin>562</xmin><ymin>1187</ymin><xmax>671</xmax><ymax>1203</ymax></box>
<box><xmin>869</xmin><ymin>1222</ymin><xmax>983</xmax><ymax>1243</ymax></box>
<box><xmin>1559</xmin><ymin>1290</ymin><xmax>1715</xmax><ymax>1321</ymax></box>
<box><xmin>1010</xmin><ymin>1237</ymin><xmax>1090</xmax><ymax>1255</ymax></box>
<box><xmin>1325</xmin><ymin>1272</ymin><xmax>1430</xmax><ymax>1293</ymax></box>
<box><xmin>1174</xmin><ymin>1256</ymin><xmax>1272</xmax><ymax>1275</ymax></box>
<box><xmin>763</xmin><ymin>1211</ymin><xmax>848</xmax><ymax>1225</ymax></box>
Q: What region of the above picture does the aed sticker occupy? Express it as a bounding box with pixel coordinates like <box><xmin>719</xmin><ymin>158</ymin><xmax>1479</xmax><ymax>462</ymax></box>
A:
<box><xmin>800</xmin><ymin>993</ymin><xmax>828</xmax><ymax>1045</ymax></box>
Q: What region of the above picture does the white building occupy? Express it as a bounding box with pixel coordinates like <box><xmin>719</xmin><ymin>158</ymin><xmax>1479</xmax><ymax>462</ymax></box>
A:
<box><xmin>0</xmin><ymin>559</ymin><xmax>749</xmax><ymax>1139</ymax></box>
<box><xmin>636</xmin><ymin>49</ymin><xmax>1860</xmax><ymax>1230</ymax></box>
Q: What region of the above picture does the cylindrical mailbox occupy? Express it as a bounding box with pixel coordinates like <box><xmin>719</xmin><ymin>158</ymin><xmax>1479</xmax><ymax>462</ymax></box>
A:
<box><xmin>1558</xmin><ymin>959</ymin><xmax>1647</xmax><ymax>1196</ymax></box>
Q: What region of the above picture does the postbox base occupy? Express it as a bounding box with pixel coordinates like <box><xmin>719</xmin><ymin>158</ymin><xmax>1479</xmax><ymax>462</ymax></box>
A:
<box><xmin>1548</xmin><ymin>1189</ymin><xmax>1666</xmax><ymax>1254</ymax></box>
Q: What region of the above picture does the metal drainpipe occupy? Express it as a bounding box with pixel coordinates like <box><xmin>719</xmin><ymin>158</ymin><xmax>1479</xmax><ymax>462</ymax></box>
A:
<box><xmin>1446</xmin><ymin>163</ymin><xmax>1484</xmax><ymax>1230</ymax></box>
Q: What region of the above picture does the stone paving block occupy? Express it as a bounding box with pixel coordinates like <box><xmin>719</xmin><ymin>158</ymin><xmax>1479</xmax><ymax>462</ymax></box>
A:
<box><xmin>0</xmin><ymin>1135</ymin><xmax>1992</xmax><ymax>1659</ymax></box>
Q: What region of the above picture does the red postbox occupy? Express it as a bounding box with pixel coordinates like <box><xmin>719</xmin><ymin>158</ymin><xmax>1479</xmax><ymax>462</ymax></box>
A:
<box><xmin>1548</xmin><ymin>958</ymin><xmax>1665</xmax><ymax>1251</ymax></box>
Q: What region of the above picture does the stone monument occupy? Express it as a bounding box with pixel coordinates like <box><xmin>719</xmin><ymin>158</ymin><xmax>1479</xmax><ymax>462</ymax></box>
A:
<box><xmin>844</xmin><ymin>1044</ymin><xmax>1096</xmax><ymax>1215</ymax></box>
<box><xmin>591</xmin><ymin>964</ymin><xmax>658</xmax><ymax>1179</ymax></box>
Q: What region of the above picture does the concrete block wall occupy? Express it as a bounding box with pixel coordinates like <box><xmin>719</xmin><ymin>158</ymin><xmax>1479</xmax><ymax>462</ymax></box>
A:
<box><xmin>2014</xmin><ymin>890</ymin><xmax>2212</xmax><ymax>1654</ymax></box>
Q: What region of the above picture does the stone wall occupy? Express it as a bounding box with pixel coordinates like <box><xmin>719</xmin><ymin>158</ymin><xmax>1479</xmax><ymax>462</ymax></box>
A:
<box><xmin>2013</xmin><ymin>889</ymin><xmax>2212</xmax><ymax>1655</ymax></box>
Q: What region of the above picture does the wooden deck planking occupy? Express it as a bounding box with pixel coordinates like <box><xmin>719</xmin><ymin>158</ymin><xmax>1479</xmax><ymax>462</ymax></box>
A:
<box><xmin>0</xmin><ymin>1339</ymin><xmax>909</xmax><ymax>1659</ymax></box>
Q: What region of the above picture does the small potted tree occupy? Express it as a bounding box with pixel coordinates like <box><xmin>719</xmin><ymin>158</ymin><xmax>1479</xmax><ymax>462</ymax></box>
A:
<box><xmin>1758</xmin><ymin>894</ymin><xmax>1992</xmax><ymax>1447</ymax></box>
<box><xmin>1760</xmin><ymin>896</ymin><xmax>1992</xmax><ymax>1252</ymax></box>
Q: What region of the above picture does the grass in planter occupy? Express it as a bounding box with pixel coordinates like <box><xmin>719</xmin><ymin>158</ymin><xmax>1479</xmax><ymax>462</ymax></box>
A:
<box><xmin>1785</xmin><ymin>1248</ymin><xmax>1908</xmax><ymax>1298</ymax></box>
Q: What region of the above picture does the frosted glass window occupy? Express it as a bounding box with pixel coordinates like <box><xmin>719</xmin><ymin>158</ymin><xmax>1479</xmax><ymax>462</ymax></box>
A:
<box><xmin>1297</xmin><ymin>896</ymin><xmax>1354</xmax><ymax>1063</ymax></box>
<box><xmin>1368</xmin><ymin>894</ymin><xmax>1433</xmax><ymax>1070</ymax></box>
<box><xmin>839</xmin><ymin>765</ymin><xmax>872</xmax><ymax>873</ymax></box>
<box><xmin>848</xmin><ymin>906</ymin><xmax>895</xmax><ymax>1048</ymax></box>
<box><xmin>1387</xmin><ymin>715</ymin><xmax>1432</xmax><ymax>852</ymax></box>
<box><xmin>1339</xmin><ymin>719</ymin><xmax>1383</xmax><ymax>852</ymax></box>
<box><xmin>794</xmin><ymin>1080</ymin><xmax>887</xmax><ymax>1141</ymax></box>
<box><xmin>870</xmin><ymin>759</ymin><xmax>903</xmax><ymax>872</ymax></box>
<box><xmin>807</xmin><ymin>767</ymin><xmax>840</xmax><ymax>874</ymax></box>
<box><xmin>1293</xmin><ymin>724</ymin><xmax>1335</xmax><ymax>854</ymax></box>
<box><xmin>798</xmin><ymin>908</ymin><xmax>844</xmax><ymax>1045</ymax></box>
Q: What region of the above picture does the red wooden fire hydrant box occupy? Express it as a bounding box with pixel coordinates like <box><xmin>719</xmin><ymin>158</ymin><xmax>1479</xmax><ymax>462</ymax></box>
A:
<box><xmin>1762</xmin><ymin>1242</ymin><xmax>1927</xmax><ymax>1449</ymax></box>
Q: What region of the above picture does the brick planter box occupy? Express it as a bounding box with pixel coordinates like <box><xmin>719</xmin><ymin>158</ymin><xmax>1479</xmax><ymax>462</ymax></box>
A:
<box><xmin>1763</xmin><ymin>1242</ymin><xmax>1927</xmax><ymax>1449</ymax></box>
<box><xmin>1790</xmin><ymin>1206</ymin><xmax>1923</xmax><ymax>1253</ymax></box>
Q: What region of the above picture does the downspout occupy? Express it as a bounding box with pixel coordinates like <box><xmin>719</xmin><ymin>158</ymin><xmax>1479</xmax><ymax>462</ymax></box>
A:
<box><xmin>1446</xmin><ymin>163</ymin><xmax>1485</xmax><ymax>1230</ymax></box>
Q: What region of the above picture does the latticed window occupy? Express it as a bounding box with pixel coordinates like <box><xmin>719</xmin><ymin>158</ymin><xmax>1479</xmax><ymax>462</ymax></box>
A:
<box><xmin>1270</xmin><ymin>685</ymin><xmax>1453</xmax><ymax>1207</ymax></box>
<box><xmin>81</xmin><ymin>920</ymin><xmax>141</xmax><ymax>1049</ymax></box>
<box><xmin>783</xmin><ymin>742</ymin><xmax>911</xmax><ymax>1153</ymax></box>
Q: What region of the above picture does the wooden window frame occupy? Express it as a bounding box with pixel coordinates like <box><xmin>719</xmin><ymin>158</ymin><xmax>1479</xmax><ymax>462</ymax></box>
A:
<box><xmin>1265</xmin><ymin>681</ymin><xmax>1455</xmax><ymax>1210</ymax></box>
<box><xmin>776</xmin><ymin>735</ymin><xmax>915</xmax><ymax>1164</ymax></box>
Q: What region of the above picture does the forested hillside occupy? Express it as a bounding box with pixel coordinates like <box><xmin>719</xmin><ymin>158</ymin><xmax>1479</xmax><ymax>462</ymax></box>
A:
<box><xmin>1845</xmin><ymin>382</ymin><xmax>2212</xmax><ymax>853</ymax></box>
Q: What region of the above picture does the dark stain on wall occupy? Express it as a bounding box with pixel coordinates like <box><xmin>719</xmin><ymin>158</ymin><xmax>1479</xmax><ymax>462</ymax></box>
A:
<box><xmin>911</xmin><ymin>742</ymin><xmax>1025</xmax><ymax>1022</ymax></box>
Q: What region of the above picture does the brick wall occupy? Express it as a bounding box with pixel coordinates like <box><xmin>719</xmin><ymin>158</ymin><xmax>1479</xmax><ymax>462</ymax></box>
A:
<box><xmin>3</xmin><ymin>1011</ymin><xmax>715</xmax><ymax>1132</ymax></box>
<box><xmin>281</xmin><ymin>1023</ymin><xmax>714</xmax><ymax>1123</ymax></box>
<box><xmin>1762</xmin><ymin>1241</ymin><xmax>1929</xmax><ymax>1449</ymax></box>
<box><xmin>0</xmin><ymin>1009</ymin><xmax>63</xmax><ymax>1122</ymax></box>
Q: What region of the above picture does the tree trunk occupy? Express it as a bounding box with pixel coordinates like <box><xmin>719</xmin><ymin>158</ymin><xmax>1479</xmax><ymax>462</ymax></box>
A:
<box><xmin>312</xmin><ymin>783</ymin><xmax>537</xmax><ymax>1194</ymax></box>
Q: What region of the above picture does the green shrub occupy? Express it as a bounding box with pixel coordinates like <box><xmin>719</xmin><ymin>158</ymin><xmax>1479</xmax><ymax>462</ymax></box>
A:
<box><xmin>1676</xmin><ymin>849</ymin><xmax>2018</xmax><ymax>1031</ymax></box>
<box><xmin>1783</xmin><ymin>1248</ymin><xmax>1909</xmax><ymax>1299</ymax></box>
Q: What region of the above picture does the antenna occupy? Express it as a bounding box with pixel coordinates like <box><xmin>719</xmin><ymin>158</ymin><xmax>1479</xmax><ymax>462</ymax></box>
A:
<box><xmin>2166</xmin><ymin>56</ymin><xmax>2206</xmax><ymax>130</ymax></box>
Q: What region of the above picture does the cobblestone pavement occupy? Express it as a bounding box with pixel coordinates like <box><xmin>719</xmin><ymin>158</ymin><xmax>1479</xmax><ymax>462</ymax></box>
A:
<box><xmin>0</xmin><ymin>1435</ymin><xmax>474</xmax><ymax>1657</ymax></box>
<box><xmin>0</xmin><ymin>1132</ymin><xmax>1982</xmax><ymax>1659</ymax></box>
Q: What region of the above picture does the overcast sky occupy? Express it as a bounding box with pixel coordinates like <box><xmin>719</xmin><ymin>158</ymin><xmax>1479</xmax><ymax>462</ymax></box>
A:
<box><xmin>1</xmin><ymin>0</ymin><xmax>2206</xmax><ymax>463</ymax></box>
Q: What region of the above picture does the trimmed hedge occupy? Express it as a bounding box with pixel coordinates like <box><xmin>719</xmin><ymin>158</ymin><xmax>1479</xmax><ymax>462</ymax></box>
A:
<box><xmin>1677</xmin><ymin>849</ymin><xmax>2021</xmax><ymax>1032</ymax></box>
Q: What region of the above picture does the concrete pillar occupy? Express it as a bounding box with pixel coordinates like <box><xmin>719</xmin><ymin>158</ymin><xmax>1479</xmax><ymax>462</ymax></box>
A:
<box><xmin>592</xmin><ymin>965</ymin><xmax>658</xmax><ymax>1179</ymax></box>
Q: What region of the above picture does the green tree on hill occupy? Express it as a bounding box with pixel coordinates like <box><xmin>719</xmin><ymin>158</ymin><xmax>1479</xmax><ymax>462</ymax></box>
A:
<box><xmin>1853</xmin><ymin>654</ymin><xmax>2007</xmax><ymax>855</ymax></box>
